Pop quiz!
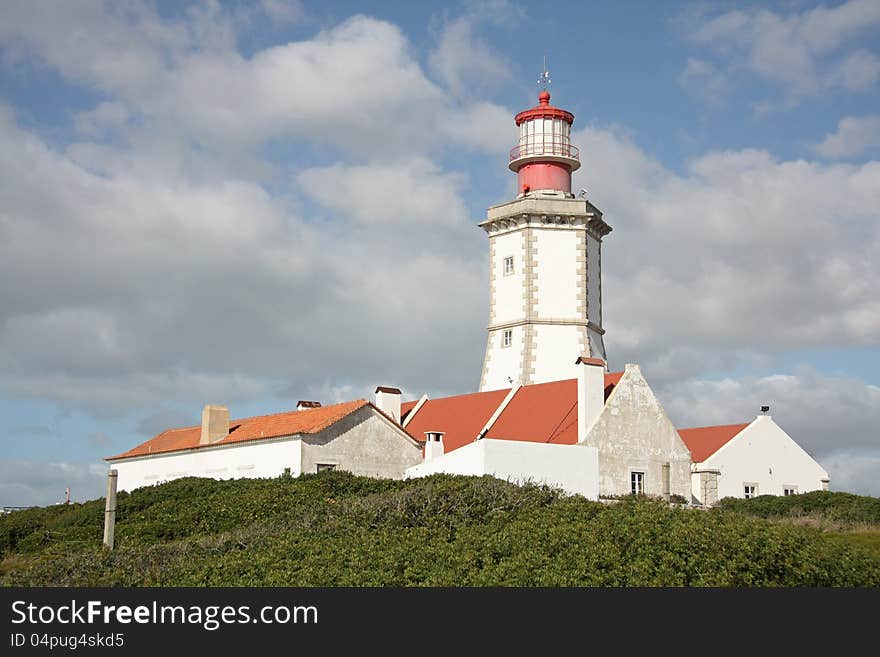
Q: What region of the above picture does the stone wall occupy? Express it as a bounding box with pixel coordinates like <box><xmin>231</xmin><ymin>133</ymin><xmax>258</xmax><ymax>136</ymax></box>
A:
<box><xmin>582</xmin><ymin>364</ymin><xmax>692</xmax><ymax>498</ymax></box>
<box><xmin>301</xmin><ymin>406</ymin><xmax>423</xmax><ymax>479</ymax></box>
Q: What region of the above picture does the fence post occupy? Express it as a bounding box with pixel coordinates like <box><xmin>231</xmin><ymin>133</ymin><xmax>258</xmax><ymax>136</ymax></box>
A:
<box><xmin>103</xmin><ymin>469</ymin><xmax>118</xmax><ymax>550</ymax></box>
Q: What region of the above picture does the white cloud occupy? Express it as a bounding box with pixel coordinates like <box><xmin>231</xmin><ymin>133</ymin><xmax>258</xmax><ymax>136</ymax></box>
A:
<box><xmin>0</xmin><ymin>459</ymin><xmax>107</xmax><ymax>507</ymax></box>
<box><xmin>0</xmin><ymin>3</ymin><xmax>515</xmax><ymax>161</ymax></box>
<box><xmin>572</xmin><ymin>125</ymin><xmax>880</xmax><ymax>382</ymax></box>
<box><xmin>680</xmin><ymin>0</ymin><xmax>880</xmax><ymax>101</ymax></box>
<box><xmin>819</xmin><ymin>450</ymin><xmax>880</xmax><ymax>497</ymax></box>
<box><xmin>260</xmin><ymin>0</ymin><xmax>305</xmax><ymax>25</ymax></box>
<box><xmin>442</xmin><ymin>101</ymin><xmax>513</xmax><ymax>156</ymax></box>
<box><xmin>0</xmin><ymin>1</ymin><xmax>198</xmax><ymax>99</ymax></box>
<box><xmin>678</xmin><ymin>58</ymin><xmax>728</xmax><ymax>104</ymax></box>
<box><xmin>0</xmin><ymin>100</ymin><xmax>484</xmax><ymax>415</ymax></box>
<box><xmin>812</xmin><ymin>115</ymin><xmax>880</xmax><ymax>158</ymax></box>
<box><xmin>427</xmin><ymin>0</ymin><xmax>519</xmax><ymax>98</ymax></box>
<box><xmin>834</xmin><ymin>49</ymin><xmax>880</xmax><ymax>90</ymax></box>
<box><xmin>297</xmin><ymin>158</ymin><xmax>468</xmax><ymax>228</ymax></box>
<box><xmin>73</xmin><ymin>102</ymin><xmax>130</xmax><ymax>137</ymax></box>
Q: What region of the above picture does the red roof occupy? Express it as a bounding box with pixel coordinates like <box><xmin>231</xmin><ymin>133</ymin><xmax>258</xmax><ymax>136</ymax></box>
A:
<box><xmin>403</xmin><ymin>374</ymin><xmax>622</xmax><ymax>454</ymax></box>
<box><xmin>404</xmin><ymin>388</ymin><xmax>510</xmax><ymax>454</ymax></box>
<box><xmin>677</xmin><ymin>423</ymin><xmax>750</xmax><ymax>463</ymax></box>
<box><xmin>107</xmin><ymin>400</ymin><xmax>370</xmax><ymax>461</ymax></box>
<box><xmin>514</xmin><ymin>91</ymin><xmax>574</xmax><ymax>125</ymax></box>
<box><xmin>486</xmin><ymin>379</ymin><xmax>578</xmax><ymax>443</ymax></box>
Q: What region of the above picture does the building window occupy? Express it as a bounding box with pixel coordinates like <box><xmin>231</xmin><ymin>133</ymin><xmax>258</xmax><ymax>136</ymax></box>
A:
<box><xmin>783</xmin><ymin>486</ymin><xmax>798</xmax><ymax>496</ymax></box>
<box><xmin>316</xmin><ymin>464</ymin><xmax>336</xmax><ymax>473</ymax></box>
<box><xmin>744</xmin><ymin>483</ymin><xmax>758</xmax><ymax>499</ymax></box>
<box><xmin>502</xmin><ymin>329</ymin><xmax>513</xmax><ymax>348</ymax></box>
<box><xmin>503</xmin><ymin>256</ymin><xmax>514</xmax><ymax>276</ymax></box>
<box><xmin>631</xmin><ymin>471</ymin><xmax>645</xmax><ymax>495</ymax></box>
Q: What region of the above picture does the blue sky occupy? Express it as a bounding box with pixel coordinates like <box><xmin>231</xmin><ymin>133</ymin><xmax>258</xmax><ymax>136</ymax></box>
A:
<box><xmin>0</xmin><ymin>0</ymin><xmax>878</xmax><ymax>505</ymax></box>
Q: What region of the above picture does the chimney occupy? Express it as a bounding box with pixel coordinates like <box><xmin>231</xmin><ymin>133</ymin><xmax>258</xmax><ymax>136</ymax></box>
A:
<box><xmin>576</xmin><ymin>356</ymin><xmax>606</xmax><ymax>441</ymax></box>
<box><xmin>296</xmin><ymin>400</ymin><xmax>321</xmax><ymax>411</ymax></box>
<box><xmin>200</xmin><ymin>404</ymin><xmax>229</xmax><ymax>445</ymax></box>
<box><xmin>424</xmin><ymin>431</ymin><xmax>445</xmax><ymax>461</ymax></box>
<box><xmin>374</xmin><ymin>386</ymin><xmax>402</xmax><ymax>423</ymax></box>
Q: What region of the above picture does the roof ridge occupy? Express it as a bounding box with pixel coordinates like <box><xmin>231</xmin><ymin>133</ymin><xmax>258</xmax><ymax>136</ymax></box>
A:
<box><xmin>405</xmin><ymin>387</ymin><xmax>511</xmax><ymax>405</ymax></box>
<box><xmin>678</xmin><ymin>421</ymin><xmax>750</xmax><ymax>432</ymax></box>
<box><xmin>404</xmin><ymin>372</ymin><xmax>623</xmax><ymax>405</ymax></box>
<box><xmin>108</xmin><ymin>399</ymin><xmax>372</xmax><ymax>461</ymax></box>
<box><xmin>156</xmin><ymin>398</ymin><xmax>368</xmax><ymax>434</ymax></box>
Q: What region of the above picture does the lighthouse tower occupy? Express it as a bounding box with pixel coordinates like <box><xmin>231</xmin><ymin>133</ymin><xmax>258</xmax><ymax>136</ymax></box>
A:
<box><xmin>479</xmin><ymin>81</ymin><xmax>612</xmax><ymax>392</ymax></box>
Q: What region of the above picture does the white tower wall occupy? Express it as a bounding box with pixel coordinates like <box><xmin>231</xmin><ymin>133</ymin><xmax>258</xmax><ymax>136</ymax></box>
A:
<box><xmin>531</xmin><ymin>324</ymin><xmax>584</xmax><ymax>384</ymax></box>
<box><xmin>533</xmin><ymin>229</ymin><xmax>579</xmax><ymax>318</ymax></box>
<box><xmin>479</xmin><ymin>195</ymin><xmax>611</xmax><ymax>391</ymax></box>
<box><xmin>490</xmin><ymin>231</ymin><xmax>526</xmax><ymax>326</ymax></box>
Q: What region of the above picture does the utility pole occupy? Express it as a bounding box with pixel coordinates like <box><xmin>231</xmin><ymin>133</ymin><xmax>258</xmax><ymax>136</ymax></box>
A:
<box><xmin>102</xmin><ymin>469</ymin><xmax>118</xmax><ymax>550</ymax></box>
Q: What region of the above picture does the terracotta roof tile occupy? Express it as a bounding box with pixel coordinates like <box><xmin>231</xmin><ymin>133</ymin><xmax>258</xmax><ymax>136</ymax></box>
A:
<box><xmin>403</xmin><ymin>388</ymin><xmax>510</xmax><ymax>453</ymax></box>
<box><xmin>403</xmin><ymin>374</ymin><xmax>622</xmax><ymax>454</ymax></box>
<box><xmin>486</xmin><ymin>379</ymin><xmax>579</xmax><ymax>443</ymax></box>
<box><xmin>107</xmin><ymin>400</ymin><xmax>369</xmax><ymax>461</ymax></box>
<box><xmin>678</xmin><ymin>423</ymin><xmax>750</xmax><ymax>463</ymax></box>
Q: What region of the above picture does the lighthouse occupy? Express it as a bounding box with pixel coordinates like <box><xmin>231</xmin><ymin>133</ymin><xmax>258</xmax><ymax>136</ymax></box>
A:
<box><xmin>478</xmin><ymin>77</ymin><xmax>612</xmax><ymax>392</ymax></box>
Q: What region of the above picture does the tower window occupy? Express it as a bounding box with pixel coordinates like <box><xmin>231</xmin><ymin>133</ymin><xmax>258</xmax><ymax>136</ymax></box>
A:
<box><xmin>502</xmin><ymin>329</ymin><xmax>513</xmax><ymax>348</ymax></box>
<box><xmin>503</xmin><ymin>256</ymin><xmax>514</xmax><ymax>275</ymax></box>
<box><xmin>744</xmin><ymin>483</ymin><xmax>758</xmax><ymax>499</ymax></box>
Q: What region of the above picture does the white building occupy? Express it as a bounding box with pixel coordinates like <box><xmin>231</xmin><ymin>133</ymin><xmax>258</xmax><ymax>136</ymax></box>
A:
<box><xmin>407</xmin><ymin>438</ymin><xmax>599</xmax><ymax>499</ymax></box>
<box><xmin>107</xmin><ymin>398</ymin><xmax>422</xmax><ymax>492</ymax></box>
<box><xmin>679</xmin><ymin>415</ymin><xmax>830</xmax><ymax>506</ymax></box>
<box><xmin>403</xmin><ymin>358</ymin><xmax>691</xmax><ymax>501</ymax></box>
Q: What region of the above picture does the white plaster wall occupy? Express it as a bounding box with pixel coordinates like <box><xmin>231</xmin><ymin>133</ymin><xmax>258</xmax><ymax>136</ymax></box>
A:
<box><xmin>586</xmin><ymin>235</ymin><xmax>601</xmax><ymax>326</ymax></box>
<box><xmin>699</xmin><ymin>416</ymin><xmax>830</xmax><ymax>502</ymax></box>
<box><xmin>532</xmin><ymin>323</ymin><xmax>581</xmax><ymax>384</ymax></box>
<box><xmin>491</xmin><ymin>231</ymin><xmax>525</xmax><ymax>325</ymax></box>
<box><xmin>690</xmin><ymin>471</ymin><xmax>702</xmax><ymax>504</ymax></box>
<box><xmin>534</xmin><ymin>229</ymin><xmax>579</xmax><ymax>319</ymax></box>
<box><xmin>110</xmin><ymin>437</ymin><xmax>303</xmax><ymax>492</ymax></box>
<box><xmin>405</xmin><ymin>439</ymin><xmax>599</xmax><ymax>499</ymax></box>
<box><xmin>482</xmin><ymin>327</ymin><xmax>524</xmax><ymax>391</ymax></box>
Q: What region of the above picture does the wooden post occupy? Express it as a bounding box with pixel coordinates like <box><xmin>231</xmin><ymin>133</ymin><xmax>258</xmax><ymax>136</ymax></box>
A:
<box><xmin>103</xmin><ymin>469</ymin><xmax>118</xmax><ymax>550</ymax></box>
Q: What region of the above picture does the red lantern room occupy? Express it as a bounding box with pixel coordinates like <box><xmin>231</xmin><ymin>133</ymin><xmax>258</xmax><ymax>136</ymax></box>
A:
<box><xmin>509</xmin><ymin>89</ymin><xmax>580</xmax><ymax>195</ymax></box>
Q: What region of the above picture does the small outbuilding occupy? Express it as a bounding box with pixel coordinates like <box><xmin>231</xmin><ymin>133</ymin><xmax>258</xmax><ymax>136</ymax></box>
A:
<box><xmin>679</xmin><ymin>414</ymin><xmax>830</xmax><ymax>506</ymax></box>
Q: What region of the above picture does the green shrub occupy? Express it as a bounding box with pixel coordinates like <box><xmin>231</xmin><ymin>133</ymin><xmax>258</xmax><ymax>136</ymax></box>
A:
<box><xmin>2</xmin><ymin>474</ymin><xmax>878</xmax><ymax>587</ymax></box>
<box><xmin>716</xmin><ymin>491</ymin><xmax>880</xmax><ymax>526</ymax></box>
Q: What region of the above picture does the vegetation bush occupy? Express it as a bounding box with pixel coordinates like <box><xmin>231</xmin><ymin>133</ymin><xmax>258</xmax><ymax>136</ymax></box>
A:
<box><xmin>715</xmin><ymin>491</ymin><xmax>880</xmax><ymax>526</ymax></box>
<box><xmin>2</xmin><ymin>473</ymin><xmax>878</xmax><ymax>586</ymax></box>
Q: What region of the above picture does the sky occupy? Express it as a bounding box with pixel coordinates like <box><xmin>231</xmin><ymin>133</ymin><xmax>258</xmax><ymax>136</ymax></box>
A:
<box><xmin>0</xmin><ymin>0</ymin><xmax>878</xmax><ymax>506</ymax></box>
